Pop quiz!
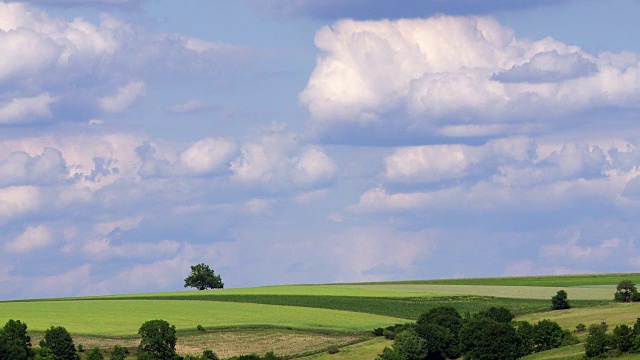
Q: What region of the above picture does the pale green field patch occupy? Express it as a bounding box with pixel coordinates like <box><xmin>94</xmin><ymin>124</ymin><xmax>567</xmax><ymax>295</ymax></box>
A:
<box><xmin>0</xmin><ymin>300</ymin><xmax>405</xmax><ymax>336</ymax></box>
<box><xmin>349</xmin><ymin>285</ymin><xmax>616</xmax><ymax>300</ymax></box>
<box><xmin>302</xmin><ymin>337</ymin><xmax>391</xmax><ymax>360</ymax></box>
<box><xmin>517</xmin><ymin>302</ymin><xmax>640</xmax><ymax>330</ymax></box>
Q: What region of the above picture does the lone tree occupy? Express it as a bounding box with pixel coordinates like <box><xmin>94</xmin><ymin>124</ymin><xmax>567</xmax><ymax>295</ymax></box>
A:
<box><xmin>614</xmin><ymin>280</ymin><xmax>639</xmax><ymax>302</ymax></box>
<box><xmin>551</xmin><ymin>290</ymin><xmax>571</xmax><ymax>310</ymax></box>
<box><xmin>184</xmin><ymin>263</ymin><xmax>223</xmax><ymax>290</ymax></box>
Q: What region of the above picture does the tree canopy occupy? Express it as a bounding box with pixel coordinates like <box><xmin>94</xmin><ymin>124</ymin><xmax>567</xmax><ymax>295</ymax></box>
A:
<box><xmin>184</xmin><ymin>263</ymin><xmax>224</xmax><ymax>290</ymax></box>
<box><xmin>138</xmin><ymin>319</ymin><xmax>180</xmax><ymax>360</ymax></box>
<box><xmin>551</xmin><ymin>290</ymin><xmax>571</xmax><ymax>310</ymax></box>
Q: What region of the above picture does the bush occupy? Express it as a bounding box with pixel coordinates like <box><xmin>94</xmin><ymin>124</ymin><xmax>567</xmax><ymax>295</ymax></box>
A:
<box><xmin>327</xmin><ymin>346</ymin><xmax>339</xmax><ymax>354</ymax></box>
<box><xmin>551</xmin><ymin>290</ymin><xmax>571</xmax><ymax>310</ymax></box>
<box><xmin>109</xmin><ymin>345</ymin><xmax>129</xmax><ymax>360</ymax></box>
<box><xmin>197</xmin><ymin>325</ymin><xmax>206</xmax><ymax>332</ymax></box>
<box><xmin>584</xmin><ymin>323</ymin><xmax>611</xmax><ymax>358</ymax></box>
<box><xmin>202</xmin><ymin>349</ymin><xmax>219</xmax><ymax>360</ymax></box>
<box><xmin>373</xmin><ymin>327</ymin><xmax>384</xmax><ymax>336</ymax></box>
<box><xmin>85</xmin><ymin>347</ymin><xmax>103</xmax><ymax>360</ymax></box>
<box><xmin>575</xmin><ymin>323</ymin><xmax>587</xmax><ymax>332</ymax></box>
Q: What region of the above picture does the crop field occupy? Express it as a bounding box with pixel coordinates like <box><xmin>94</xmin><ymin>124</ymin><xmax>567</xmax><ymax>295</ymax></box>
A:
<box><xmin>357</xmin><ymin>273</ymin><xmax>640</xmax><ymax>287</ymax></box>
<box><xmin>0</xmin><ymin>299</ymin><xmax>404</xmax><ymax>336</ymax></box>
<box><xmin>0</xmin><ymin>272</ymin><xmax>637</xmax><ymax>359</ymax></box>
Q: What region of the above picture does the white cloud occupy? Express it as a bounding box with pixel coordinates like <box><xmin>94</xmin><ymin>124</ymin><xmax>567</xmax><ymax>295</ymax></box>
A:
<box><xmin>0</xmin><ymin>186</ymin><xmax>41</xmax><ymax>224</ymax></box>
<box><xmin>5</xmin><ymin>224</ymin><xmax>53</xmax><ymax>253</ymax></box>
<box><xmin>0</xmin><ymin>3</ymin><xmax>257</xmax><ymax>125</ymax></box>
<box><xmin>0</xmin><ymin>147</ymin><xmax>68</xmax><ymax>186</ymax></box>
<box><xmin>300</xmin><ymin>16</ymin><xmax>640</xmax><ymax>141</ymax></box>
<box><xmin>99</xmin><ymin>79</ymin><xmax>146</xmax><ymax>113</ymax></box>
<box><xmin>179</xmin><ymin>138</ymin><xmax>236</xmax><ymax>175</ymax></box>
<box><xmin>0</xmin><ymin>94</ymin><xmax>55</xmax><ymax>124</ymax></box>
<box><xmin>230</xmin><ymin>124</ymin><xmax>337</xmax><ymax>188</ymax></box>
<box><xmin>293</xmin><ymin>147</ymin><xmax>337</xmax><ymax>186</ymax></box>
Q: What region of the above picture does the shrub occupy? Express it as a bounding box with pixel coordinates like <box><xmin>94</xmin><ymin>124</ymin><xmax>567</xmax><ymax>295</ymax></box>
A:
<box><xmin>327</xmin><ymin>345</ymin><xmax>339</xmax><ymax>354</ymax></box>
<box><xmin>575</xmin><ymin>323</ymin><xmax>587</xmax><ymax>332</ymax></box>
<box><xmin>202</xmin><ymin>349</ymin><xmax>219</xmax><ymax>360</ymax></box>
<box><xmin>197</xmin><ymin>325</ymin><xmax>206</xmax><ymax>332</ymax></box>
<box><xmin>551</xmin><ymin>290</ymin><xmax>571</xmax><ymax>310</ymax></box>
<box><xmin>85</xmin><ymin>347</ymin><xmax>103</xmax><ymax>360</ymax></box>
<box><xmin>109</xmin><ymin>345</ymin><xmax>129</xmax><ymax>360</ymax></box>
<box><xmin>373</xmin><ymin>327</ymin><xmax>384</xmax><ymax>336</ymax></box>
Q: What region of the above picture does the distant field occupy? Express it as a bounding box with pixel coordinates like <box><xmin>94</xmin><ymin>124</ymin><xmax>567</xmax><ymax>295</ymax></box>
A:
<box><xmin>357</xmin><ymin>273</ymin><xmax>640</xmax><ymax>287</ymax></box>
<box><xmin>105</xmin><ymin>294</ymin><xmax>604</xmax><ymax>319</ymax></box>
<box><xmin>518</xmin><ymin>302</ymin><xmax>640</xmax><ymax>330</ymax></box>
<box><xmin>0</xmin><ymin>300</ymin><xmax>404</xmax><ymax>336</ymax></box>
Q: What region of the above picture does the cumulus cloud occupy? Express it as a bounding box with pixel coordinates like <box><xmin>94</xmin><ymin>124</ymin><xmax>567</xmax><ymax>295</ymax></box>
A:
<box><xmin>230</xmin><ymin>124</ymin><xmax>337</xmax><ymax>188</ymax></box>
<box><xmin>5</xmin><ymin>224</ymin><xmax>53</xmax><ymax>253</ymax></box>
<box><xmin>353</xmin><ymin>138</ymin><xmax>640</xmax><ymax>214</ymax></box>
<box><xmin>300</xmin><ymin>16</ymin><xmax>640</xmax><ymax>143</ymax></box>
<box><xmin>384</xmin><ymin>136</ymin><xmax>534</xmax><ymax>183</ymax></box>
<box><xmin>99</xmin><ymin>79</ymin><xmax>146</xmax><ymax>113</ymax></box>
<box><xmin>0</xmin><ymin>94</ymin><xmax>55</xmax><ymax>124</ymax></box>
<box><xmin>0</xmin><ymin>147</ymin><xmax>68</xmax><ymax>187</ymax></box>
<box><xmin>0</xmin><ymin>2</ymin><xmax>257</xmax><ymax>125</ymax></box>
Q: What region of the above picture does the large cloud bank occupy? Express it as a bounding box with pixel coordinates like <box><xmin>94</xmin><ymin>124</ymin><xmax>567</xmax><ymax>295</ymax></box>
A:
<box><xmin>301</xmin><ymin>16</ymin><xmax>640</xmax><ymax>142</ymax></box>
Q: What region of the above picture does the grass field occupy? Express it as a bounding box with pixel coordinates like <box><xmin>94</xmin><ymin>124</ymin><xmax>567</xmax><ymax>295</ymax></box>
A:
<box><xmin>1</xmin><ymin>273</ymin><xmax>637</xmax><ymax>359</ymax></box>
<box><xmin>0</xmin><ymin>299</ymin><xmax>404</xmax><ymax>336</ymax></box>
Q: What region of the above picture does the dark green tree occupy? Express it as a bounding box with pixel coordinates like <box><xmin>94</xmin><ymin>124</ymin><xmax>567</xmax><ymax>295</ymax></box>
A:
<box><xmin>39</xmin><ymin>326</ymin><xmax>79</xmax><ymax>360</ymax></box>
<box><xmin>516</xmin><ymin>321</ymin><xmax>536</xmax><ymax>356</ymax></box>
<box><xmin>137</xmin><ymin>320</ymin><xmax>180</xmax><ymax>360</ymax></box>
<box><xmin>109</xmin><ymin>345</ymin><xmax>129</xmax><ymax>360</ymax></box>
<box><xmin>0</xmin><ymin>319</ymin><xmax>33</xmax><ymax>360</ymax></box>
<box><xmin>460</xmin><ymin>317</ymin><xmax>521</xmax><ymax>360</ymax></box>
<box><xmin>412</xmin><ymin>323</ymin><xmax>452</xmax><ymax>360</ymax></box>
<box><xmin>551</xmin><ymin>290</ymin><xmax>571</xmax><ymax>310</ymax></box>
<box><xmin>531</xmin><ymin>319</ymin><xmax>564</xmax><ymax>352</ymax></box>
<box><xmin>376</xmin><ymin>329</ymin><xmax>429</xmax><ymax>360</ymax></box>
<box><xmin>614</xmin><ymin>280</ymin><xmax>639</xmax><ymax>302</ymax></box>
<box><xmin>476</xmin><ymin>307</ymin><xmax>514</xmax><ymax>323</ymax></box>
<box><xmin>184</xmin><ymin>263</ymin><xmax>224</xmax><ymax>290</ymax></box>
<box><xmin>85</xmin><ymin>347</ymin><xmax>103</xmax><ymax>360</ymax></box>
<box><xmin>611</xmin><ymin>325</ymin><xmax>634</xmax><ymax>353</ymax></box>
<box><xmin>584</xmin><ymin>323</ymin><xmax>611</xmax><ymax>358</ymax></box>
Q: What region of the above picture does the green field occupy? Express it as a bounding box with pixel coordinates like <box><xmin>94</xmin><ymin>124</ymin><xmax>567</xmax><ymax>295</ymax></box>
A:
<box><xmin>0</xmin><ymin>299</ymin><xmax>404</xmax><ymax>336</ymax></box>
<box><xmin>0</xmin><ymin>272</ymin><xmax>637</xmax><ymax>359</ymax></box>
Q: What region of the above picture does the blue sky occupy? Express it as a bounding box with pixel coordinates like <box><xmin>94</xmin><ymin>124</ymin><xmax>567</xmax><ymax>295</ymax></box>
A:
<box><xmin>1</xmin><ymin>0</ymin><xmax>640</xmax><ymax>299</ymax></box>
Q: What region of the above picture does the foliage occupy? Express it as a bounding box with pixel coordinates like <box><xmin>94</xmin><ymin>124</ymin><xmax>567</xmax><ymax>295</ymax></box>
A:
<box><xmin>612</xmin><ymin>325</ymin><xmax>634</xmax><ymax>353</ymax></box>
<box><xmin>326</xmin><ymin>345</ymin><xmax>339</xmax><ymax>354</ymax></box>
<box><xmin>0</xmin><ymin>319</ymin><xmax>34</xmax><ymax>360</ymax></box>
<box><xmin>584</xmin><ymin>323</ymin><xmax>611</xmax><ymax>358</ymax></box>
<box><xmin>85</xmin><ymin>347</ymin><xmax>103</xmax><ymax>360</ymax></box>
<box><xmin>109</xmin><ymin>345</ymin><xmax>129</xmax><ymax>360</ymax></box>
<box><xmin>476</xmin><ymin>307</ymin><xmax>514</xmax><ymax>323</ymax></box>
<box><xmin>460</xmin><ymin>317</ymin><xmax>521</xmax><ymax>360</ymax></box>
<box><xmin>39</xmin><ymin>326</ymin><xmax>79</xmax><ymax>360</ymax></box>
<box><xmin>575</xmin><ymin>323</ymin><xmax>586</xmax><ymax>332</ymax></box>
<box><xmin>376</xmin><ymin>329</ymin><xmax>429</xmax><ymax>360</ymax></box>
<box><xmin>184</xmin><ymin>263</ymin><xmax>224</xmax><ymax>290</ymax></box>
<box><xmin>614</xmin><ymin>280</ymin><xmax>640</xmax><ymax>302</ymax></box>
<box><xmin>34</xmin><ymin>347</ymin><xmax>56</xmax><ymax>360</ymax></box>
<box><xmin>551</xmin><ymin>290</ymin><xmax>571</xmax><ymax>310</ymax></box>
<box><xmin>530</xmin><ymin>319</ymin><xmax>564</xmax><ymax>352</ymax></box>
<box><xmin>137</xmin><ymin>319</ymin><xmax>180</xmax><ymax>360</ymax></box>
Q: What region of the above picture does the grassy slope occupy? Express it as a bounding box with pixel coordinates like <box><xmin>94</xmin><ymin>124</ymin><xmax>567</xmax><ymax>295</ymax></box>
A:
<box><xmin>0</xmin><ymin>300</ymin><xmax>404</xmax><ymax>336</ymax></box>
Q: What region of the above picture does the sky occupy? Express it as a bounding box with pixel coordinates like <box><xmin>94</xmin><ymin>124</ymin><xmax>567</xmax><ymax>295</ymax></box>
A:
<box><xmin>1</xmin><ymin>0</ymin><xmax>640</xmax><ymax>300</ymax></box>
